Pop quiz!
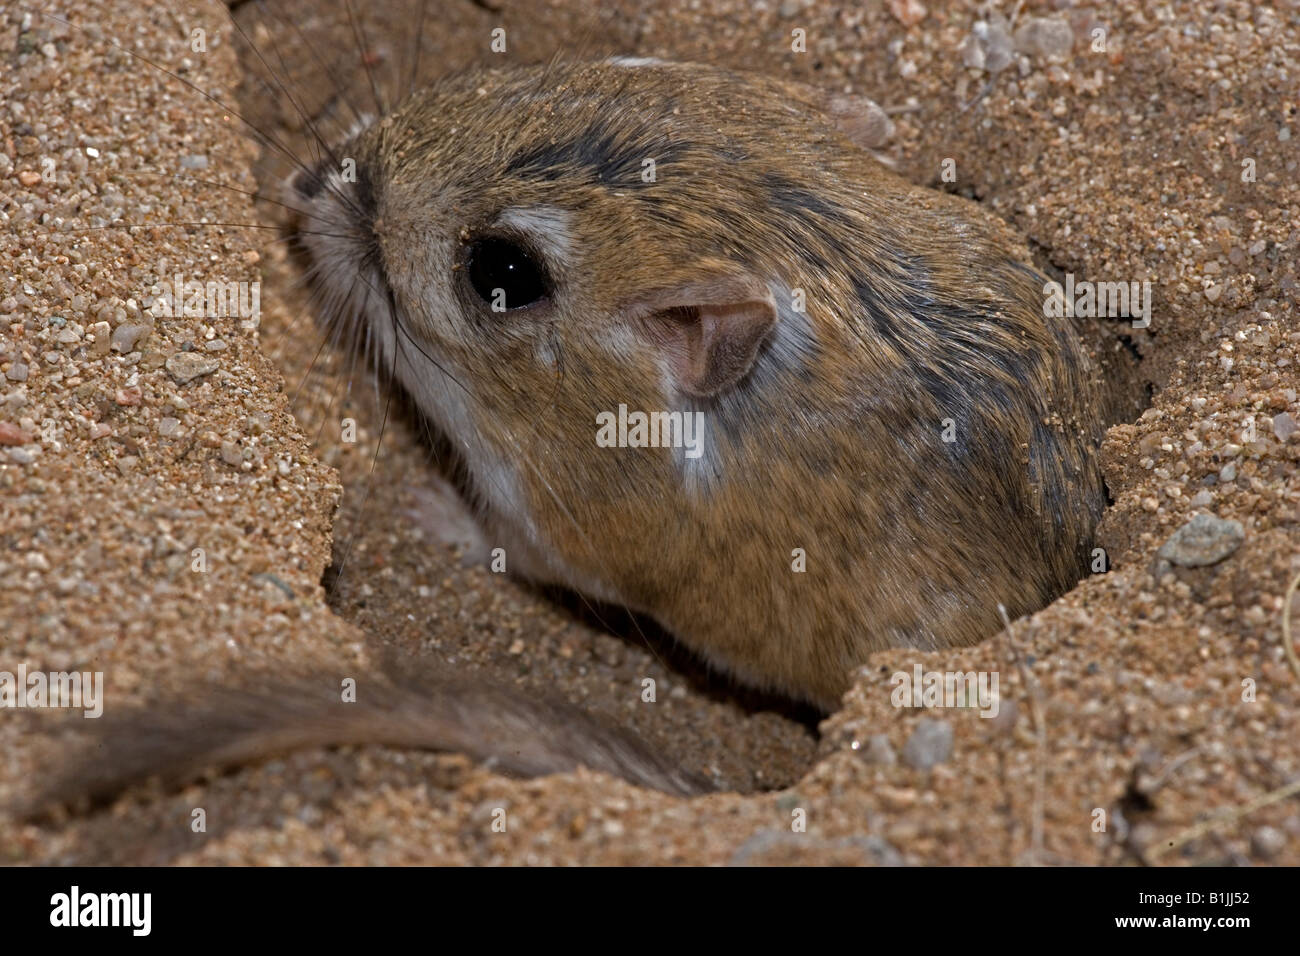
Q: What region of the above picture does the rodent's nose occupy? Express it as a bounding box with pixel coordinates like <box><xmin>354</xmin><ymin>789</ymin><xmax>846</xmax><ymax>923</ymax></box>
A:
<box><xmin>290</xmin><ymin>155</ymin><xmax>378</xmax><ymax>227</ymax></box>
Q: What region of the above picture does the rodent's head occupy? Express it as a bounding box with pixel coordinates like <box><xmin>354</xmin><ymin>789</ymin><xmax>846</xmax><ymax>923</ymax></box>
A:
<box><xmin>292</xmin><ymin>60</ymin><xmax>849</xmax><ymax>398</ymax></box>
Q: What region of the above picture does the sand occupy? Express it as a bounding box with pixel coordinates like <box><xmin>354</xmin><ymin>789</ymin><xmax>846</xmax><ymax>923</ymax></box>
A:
<box><xmin>1</xmin><ymin>0</ymin><xmax>1297</xmax><ymax>865</ymax></box>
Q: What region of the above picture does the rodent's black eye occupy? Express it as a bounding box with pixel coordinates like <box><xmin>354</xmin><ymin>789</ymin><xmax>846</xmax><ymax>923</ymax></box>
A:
<box><xmin>466</xmin><ymin>237</ymin><xmax>550</xmax><ymax>310</ymax></box>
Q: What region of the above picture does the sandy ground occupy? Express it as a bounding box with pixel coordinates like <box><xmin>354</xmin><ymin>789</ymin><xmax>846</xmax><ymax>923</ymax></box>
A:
<box><xmin>1</xmin><ymin>0</ymin><xmax>1297</xmax><ymax>865</ymax></box>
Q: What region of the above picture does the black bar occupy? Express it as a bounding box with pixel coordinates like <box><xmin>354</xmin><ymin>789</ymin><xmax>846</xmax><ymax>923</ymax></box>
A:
<box><xmin>0</xmin><ymin>865</ymin><xmax>1283</xmax><ymax>943</ymax></box>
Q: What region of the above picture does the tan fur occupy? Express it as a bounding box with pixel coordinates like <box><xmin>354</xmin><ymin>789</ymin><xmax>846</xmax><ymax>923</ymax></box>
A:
<box><xmin>22</xmin><ymin>669</ymin><xmax>708</xmax><ymax>817</ymax></box>
<box><xmin>300</xmin><ymin>60</ymin><xmax>1106</xmax><ymax>711</ymax></box>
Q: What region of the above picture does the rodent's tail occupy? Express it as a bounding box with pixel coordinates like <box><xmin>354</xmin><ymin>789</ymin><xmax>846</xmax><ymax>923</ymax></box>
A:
<box><xmin>20</xmin><ymin>669</ymin><xmax>711</xmax><ymax>818</ymax></box>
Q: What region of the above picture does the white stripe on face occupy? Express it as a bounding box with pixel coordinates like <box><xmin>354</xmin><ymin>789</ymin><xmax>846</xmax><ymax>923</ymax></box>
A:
<box><xmin>493</xmin><ymin>205</ymin><xmax>574</xmax><ymax>270</ymax></box>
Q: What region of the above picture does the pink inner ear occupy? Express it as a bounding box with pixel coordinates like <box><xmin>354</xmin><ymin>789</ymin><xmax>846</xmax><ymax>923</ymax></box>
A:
<box><xmin>826</xmin><ymin>93</ymin><xmax>895</xmax><ymax>150</ymax></box>
<box><xmin>684</xmin><ymin>298</ymin><xmax>779</xmax><ymax>397</ymax></box>
<box><xmin>629</xmin><ymin>275</ymin><xmax>778</xmax><ymax>398</ymax></box>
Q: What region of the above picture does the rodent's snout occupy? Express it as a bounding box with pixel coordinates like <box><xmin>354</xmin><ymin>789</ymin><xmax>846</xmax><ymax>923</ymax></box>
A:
<box><xmin>290</xmin><ymin>158</ymin><xmax>328</xmax><ymax>201</ymax></box>
<box><xmin>288</xmin><ymin>150</ymin><xmax>379</xmax><ymax>236</ymax></box>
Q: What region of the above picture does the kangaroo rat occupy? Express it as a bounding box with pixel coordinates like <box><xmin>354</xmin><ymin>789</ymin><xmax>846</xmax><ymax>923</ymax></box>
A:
<box><xmin>30</xmin><ymin>58</ymin><xmax>1107</xmax><ymax>811</ymax></box>
<box><xmin>292</xmin><ymin>58</ymin><xmax>1105</xmax><ymax>708</ymax></box>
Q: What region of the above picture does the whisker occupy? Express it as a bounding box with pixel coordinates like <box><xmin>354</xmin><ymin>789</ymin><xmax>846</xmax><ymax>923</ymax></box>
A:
<box><xmin>344</xmin><ymin>0</ymin><xmax>386</xmax><ymax>117</ymax></box>
<box><xmin>223</xmin><ymin>0</ymin><xmax>350</xmax><ymax>184</ymax></box>
<box><xmin>254</xmin><ymin>0</ymin><xmax>369</xmax><ymax>132</ymax></box>
<box><xmin>62</xmin><ymin>221</ymin><xmax>355</xmax><ymax>240</ymax></box>
<box><xmin>407</xmin><ymin>0</ymin><xmax>430</xmax><ymax>100</ymax></box>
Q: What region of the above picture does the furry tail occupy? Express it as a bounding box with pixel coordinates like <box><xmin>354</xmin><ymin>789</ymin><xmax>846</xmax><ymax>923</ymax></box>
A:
<box><xmin>19</xmin><ymin>669</ymin><xmax>711</xmax><ymax>818</ymax></box>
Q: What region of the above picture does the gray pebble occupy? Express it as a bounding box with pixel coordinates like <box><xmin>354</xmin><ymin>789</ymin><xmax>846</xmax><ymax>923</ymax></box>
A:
<box><xmin>165</xmin><ymin>351</ymin><xmax>220</xmax><ymax>384</ymax></box>
<box><xmin>110</xmin><ymin>323</ymin><xmax>151</xmax><ymax>353</ymax></box>
<box><xmin>845</xmin><ymin>835</ymin><xmax>906</xmax><ymax>866</ymax></box>
<box><xmin>6</xmin><ymin>362</ymin><xmax>29</xmax><ymax>382</ymax></box>
<box><xmin>1251</xmin><ymin>825</ymin><xmax>1286</xmax><ymax>859</ymax></box>
<box><xmin>180</xmin><ymin>154</ymin><xmax>209</xmax><ymax>170</ymax></box>
<box><xmin>1157</xmin><ymin>512</ymin><xmax>1245</xmax><ymax>567</ymax></box>
<box><xmin>903</xmin><ymin>718</ymin><xmax>953</xmax><ymax>770</ymax></box>
<box><xmin>959</xmin><ymin>34</ymin><xmax>985</xmax><ymax>70</ymax></box>
<box><xmin>1273</xmin><ymin>412</ymin><xmax>1297</xmax><ymax>442</ymax></box>
<box><xmin>972</xmin><ymin>15</ymin><xmax>1014</xmax><ymax>73</ymax></box>
<box><xmin>1014</xmin><ymin>16</ymin><xmax>1074</xmax><ymax>60</ymax></box>
<box><xmin>862</xmin><ymin>733</ymin><xmax>897</xmax><ymax>766</ymax></box>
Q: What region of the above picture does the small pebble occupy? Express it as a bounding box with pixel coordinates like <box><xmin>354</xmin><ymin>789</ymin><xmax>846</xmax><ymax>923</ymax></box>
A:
<box><xmin>1251</xmin><ymin>825</ymin><xmax>1286</xmax><ymax>859</ymax></box>
<box><xmin>1157</xmin><ymin>513</ymin><xmax>1245</xmax><ymax>567</ymax></box>
<box><xmin>972</xmin><ymin>16</ymin><xmax>1014</xmax><ymax>73</ymax></box>
<box><xmin>0</xmin><ymin>421</ymin><xmax>32</xmax><ymax>445</ymax></box>
<box><xmin>959</xmin><ymin>34</ymin><xmax>985</xmax><ymax>70</ymax></box>
<box><xmin>89</xmin><ymin>321</ymin><xmax>112</xmax><ymax>356</ymax></box>
<box><xmin>165</xmin><ymin>351</ymin><xmax>220</xmax><ymax>384</ymax></box>
<box><xmin>1272</xmin><ymin>412</ymin><xmax>1296</xmax><ymax>442</ymax></box>
<box><xmin>1014</xmin><ymin>16</ymin><xmax>1073</xmax><ymax>61</ymax></box>
<box><xmin>111</xmin><ymin>323</ymin><xmax>151</xmax><ymax>353</ymax></box>
<box><xmin>888</xmin><ymin>0</ymin><xmax>927</xmax><ymax>28</ymax></box>
<box><xmin>902</xmin><ymin>718</ymin><xmax>953</xmax><ymax>770</ymax></box>
<box><xmin>862</xmin><ymin>733</ymin><xmax>897</xmax><ymax>766</ymax></box>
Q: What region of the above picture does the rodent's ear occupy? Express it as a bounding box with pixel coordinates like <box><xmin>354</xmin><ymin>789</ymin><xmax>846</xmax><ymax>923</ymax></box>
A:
<box><xmin>628</xmin><ymin>274</ymin><xmax>777</xmax><ymax>398</ymax></box>
<box><xmin>781</xmin><ymin>80</ymin><xmax>895</xmax><ymax>161</ymax></box>
<box><xmin>824</xmin><ymin>93</ymin><xmax>895</xmax><ymax>151</ymax></box>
